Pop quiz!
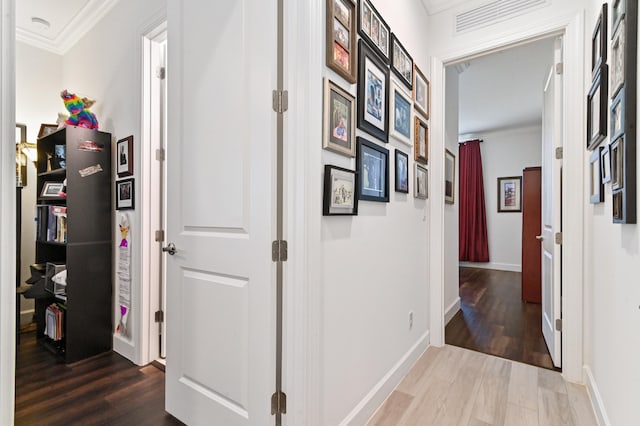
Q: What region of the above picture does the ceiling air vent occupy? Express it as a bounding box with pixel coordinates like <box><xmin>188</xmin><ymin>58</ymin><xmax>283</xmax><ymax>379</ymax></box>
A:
<box><xmin>455</xmin><ymin>0</ymin><xmax>548</xmax><ymax>33</ymax></box>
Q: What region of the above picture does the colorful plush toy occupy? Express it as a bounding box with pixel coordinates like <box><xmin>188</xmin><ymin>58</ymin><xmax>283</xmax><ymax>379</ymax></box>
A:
<box><xmin>60</xmin><ymin>90</ymin><xmax>99</xmax><ymax>129</ymax></box>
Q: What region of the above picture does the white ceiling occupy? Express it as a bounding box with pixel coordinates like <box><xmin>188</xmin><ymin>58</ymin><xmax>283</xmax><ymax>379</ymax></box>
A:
<box><xmin>420</xmin><ymin>0</ymin><xmax>481</xmax><ymax>15</ymax></box>
<box><xmin>456</xmin><ymin>37</ymin><xmax>555</xmax><ymax>136</ymax></box>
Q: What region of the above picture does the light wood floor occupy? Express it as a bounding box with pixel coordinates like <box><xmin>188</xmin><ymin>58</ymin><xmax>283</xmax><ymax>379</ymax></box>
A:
<box><xmin>367</xmin><ymin>345</ymin><xmax>597</xmax><ymax>426</ymax></box>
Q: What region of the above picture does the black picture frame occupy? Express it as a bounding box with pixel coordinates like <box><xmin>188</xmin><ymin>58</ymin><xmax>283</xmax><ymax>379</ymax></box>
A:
<box><xmin>326</xmin><ymin>0</ymin><xmax>357</xmax><ymax>84</ymax></box>
<box><xmin>591</xmin><ymin>3</ymin><xmax>608</xmax><ymax>78</ymax></box>
<box><xmin>589</xmin><ymin>147</ymin><xmax>604</xmax><ymax>204</ymax></box>
<box><xmin>601</xmin><ymin>143</ymin><xmax>612</xmax><ymax>184</ymax></box>
<box><xmin>445</xmin><ymin>149</ymin><xmax>455</xmax><ymax>204</ymax></box>
<box><xmin>357</xmin><ymin>0</ymin><xmax>390</xmax><ymax>63</ymax></box>
<box><xmin>497</xmin><ymin>176</ymin><xmax>522</xmax><ymax>213</ymax></box>
<box><xmin>356</xmin><ymin>137</ymin><xmax>389</xmax><ymax>202</ymax></box>
<box><xmin>586</xmin><ymin>64</ymin><xmax>608</xmax><ymax>150</ymax></box>
<box><xmin>357</xmin><ymin>39</ymin><xmax>390</xmax><ymax>142</ymax></box>
<box><xmin>390</xmin><ymin>34</ymin><xmax>413</xmax><ymax>90</ymax></box>
<box><xmin>40</xmin><ymin>181</ymin><xmax>64</xmax><ymax>199</ymax></box>
<box><xmin>394</xmin><ymin>149</ymin><xmax>409</xmax><ymax>193</ymax></box>
<box><xmin>610</xmin><ymin>87</ymin><xmax>625</xmax><ymax>141</ymax></box>
<box><xmin>116</xmin><ymin>178</ymin><xmax>135</xmax><ymax>210</ymax></box>
<box><xmin>610</xmin><ymin>18</ymin><xmax>625</xmax><ymax>99</ymax></box>
<box><xmin>117</xmin><ymin>135</ymin><xmax>134</xmax><ymax>177</ymax></box>
<box><xmin>323</xmin><ymin>164</ymin><xmax>358</xmax><ymax>216</ymax></box>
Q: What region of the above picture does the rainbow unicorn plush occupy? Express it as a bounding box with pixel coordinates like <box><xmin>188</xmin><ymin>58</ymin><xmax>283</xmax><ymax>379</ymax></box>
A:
<box><xmin>60</xmin><ymin>90</ymin><xmax>99</xmax><ymax>129</ymax></box>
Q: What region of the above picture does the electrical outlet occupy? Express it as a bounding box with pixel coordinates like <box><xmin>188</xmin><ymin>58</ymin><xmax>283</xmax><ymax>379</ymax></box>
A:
<box><xmin>408</xmin><ymin>311</ymin><xmax>413</xmax><ymax>330</ymax></box>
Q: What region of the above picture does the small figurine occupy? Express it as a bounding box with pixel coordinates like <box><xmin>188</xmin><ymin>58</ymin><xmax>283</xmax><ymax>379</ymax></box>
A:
<box><xmin>60</xmin><ymin>90</ymin><xmax>99</xmax><ymax>129</ymax></box>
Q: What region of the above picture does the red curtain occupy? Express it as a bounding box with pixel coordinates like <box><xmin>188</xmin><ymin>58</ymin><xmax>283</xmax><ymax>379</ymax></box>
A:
<box><xmin>459</xmin><ymin>140</ymin><xmax>490</xmax><ymax>262</ymax></box>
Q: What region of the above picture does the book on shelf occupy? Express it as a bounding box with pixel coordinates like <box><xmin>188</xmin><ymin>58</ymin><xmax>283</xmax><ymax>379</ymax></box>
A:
<box><xmin>35</xmin><ymin>205</ymin><xmax>67</xmax><ymax>243</ymax></box>
<box><xmin>45</xmin><ymin>303</ymin><xmax>65</xmax><ymax>341</ymax></box>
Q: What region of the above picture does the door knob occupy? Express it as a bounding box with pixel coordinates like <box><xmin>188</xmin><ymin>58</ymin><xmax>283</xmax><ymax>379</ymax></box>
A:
<box><xmin>535</xmin><ymin>235</ymin><xmax>544</xmax><ymax>241</ymax></box>
<box><xmin>162</xmin><ymin>242</ymin><xmax>177</xmax><ymax>255</ymax></box>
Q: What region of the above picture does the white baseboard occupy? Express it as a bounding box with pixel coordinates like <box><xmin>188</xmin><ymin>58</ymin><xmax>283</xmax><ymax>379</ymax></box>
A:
<box><xmin>459</xmin><ymin>261</ymin><xmax>522</xmax><ymax>272</ymax></box>
<box><xmin>445</xmin><ymin>298</ymin><xmax>461</xmax><ymax>325</ymax></box>
<box><xmin>340</xmin><ymin>331</ymin><xmax>430</xmax><ymax>426</ymax></box>
<box><xmin>19</xmin><ymin>309</ymin><xmax>34</xmax><ymax>325</ymax></box>
<box><xmin>584</xmin><ymin>365</ymin><xmax>610</xmax><ymax>426</ymax></box>
<box><xmin>113</xmin><ymin>333</ymin><xmax>138</xmax><ymax>365</ymax></box>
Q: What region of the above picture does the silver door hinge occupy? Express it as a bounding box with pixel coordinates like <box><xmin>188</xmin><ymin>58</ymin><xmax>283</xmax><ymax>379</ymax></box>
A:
<box><xmin>556</xmin><ymin>63</ymin><xmax>563</xmax><ymax>75</ymax></box>
<box><xmin>272</xmin><ymin>240</ymin><xmax>288</xmax><ymax>262</ymax></box>
<box><xmin>156</xmin><ymin>148</ymin><xmax>165</xmax><ymax>161</ymax></box>
<box><xmin>155</xmin><ymin>230</ymin><xmax>165</xmax><ymax>242</ymax></box>
<box><xmin>555</xmin><ymin>147</ymin><xmax>563</xmax><ymax>159</ymax></box>
<box><xmin>555</xmin><ymin>232</ymin><xmax>562</xmax><ymax>245</ymax></box>
<box><xmin>156</xmin><ymin>66</ymin><xmax>166</xmax><ymax>80</ymax></box>
<box><xmin>271</xmin><ymin>391</ymin><xmax>287</xmax><ymax>415</ymax></box>
<box><xmin>155</xmin><ymin>310</ymin><xmax>164</xmax><ymax>323</ymax></box>
<box><xmin>272</xmin><ymin>90</ymin><xmax>289</xmax><ymax>113</ymax></box>
<box><xmin>555</xmin><ymin>319</ymin><xmax>562</xmax><ymax>332</ymax></box>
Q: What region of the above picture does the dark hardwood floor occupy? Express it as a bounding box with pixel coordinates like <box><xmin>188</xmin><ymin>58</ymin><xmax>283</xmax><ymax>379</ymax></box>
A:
<box><xmin>15</xmin><ymin>331</ymin><xmax>183</xmax><ymax>425</ymax></box>
<box><xmin>445</xmin><ymin>267</ymin><xmax>557</xmax><ymax>370</ymax></box>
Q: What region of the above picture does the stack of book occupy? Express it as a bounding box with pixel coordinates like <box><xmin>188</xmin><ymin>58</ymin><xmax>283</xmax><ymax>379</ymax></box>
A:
<box><xmin>35</xmin><ymin>205</ymin><xmax>67</xmax><ymax>243</ymax></box>
<box><xmin>45</xmin><ymin>303</ymin><xmax>65</xmax><ymax>341</ymax></box>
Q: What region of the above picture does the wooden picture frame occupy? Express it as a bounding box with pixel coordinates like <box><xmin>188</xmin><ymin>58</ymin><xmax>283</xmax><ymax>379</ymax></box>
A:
<box><xmin>323</xmin><ymin>78</ymin><xmax>356</xmax><ymax>157</ymax></box>
<box><xmin>395</xmin><ymin>149</ymin><xmax>409</xmax><ymax>193</ymax></box>
<box><xmin>413</xmin><ymin>116</ymin><xmax>428</xmax><ymax>164</ymax></box>
<box><xmin>610</xmin><ymin>87</ymin><xmax>625</xmax><ymax>141</ymax></box>
<box><xmin>117</xmin><ymin>136</ymin><xmax>134</xmax><ymax>177</ymax></box>
<box><xmin>413</xmin><ymin>65</ymin><xmax>429</xmax><ymax>119</ymax></box>
<box><xmin>590</xmin><ymin>147</ymin><xmax>604</xmax><ymax>203</ymax></box>
<box><xmin>497</xmin><ymin>176</ymin><xmax>522</xmax><ymax>213</ymax></box>
<box><xmin>116</xmin><ymin>178</ymin><xmax>135</xmax><ymax>210</ymax></box>
<box><xmin>323</xmin><ymin>164</ymin><xmax>358</xmax><ymax>215</ymax></box>
<box><xmin>415</xmin><ymin>163</ymin><xmax>427</xmax><ymax>199</ymax></box>
<box><xmin>586</xmin><ymin>64</ymin><xmax>608</xmax><ymax>150</ymax></box>
<box><xmin>37</xmin><ymin>123</ymin><xmax>58</xmax><ymax>139</ymax></box>
<box><xmin>40</xmin><ymin>181</ymin><xmax>64</xmax><ymax>199</ymax></box>
<box><xmin>610</xmin><ymin>18</ymin><xmax>625</xmax><ymax>99</ymax></box>
<box><xmin>356</xmin><ymin>136</ymin><xmax>389</xmax><ymax>202</ymax></box>
<box><xmin>326</xmin><ymin>0</ymin><xmax>357</xmax><ymax>83</ymax></box>
<box><xmin>610</xmin><ymin>137</ymin><xmax>624</xmax><ymax>191</ymax></box>
<box><xmin>601</xmin><ymin>143</ymin><xmax>612</xmax><ymax>184</ymax></box>
<box><xmin>357</xmin><ymin>39</ymin><xmax>389</xmax><ymax>142</ymax></box>
<box><xmin>358</xmin><ymin>0</ymin><xmax>390</xmax><ymax>63</ymax></box>
<box><xmin>591</xmin><ymin>3</ymin><xmax>608</xmax><ymax>78</ymax></box>
<box><xmin>390</xmin><ymin>33</ymin><xmax>413</xmax><ymax>90</ymax></box>
<box><xmin>389</xmin><ymin>80</ymin><xmax>413</xmax><ymax>146</ymax></box>
<box><xmin>445</xmin><ymin>149</ymin><xmax>455</xmax><ymax>204</ymax></box>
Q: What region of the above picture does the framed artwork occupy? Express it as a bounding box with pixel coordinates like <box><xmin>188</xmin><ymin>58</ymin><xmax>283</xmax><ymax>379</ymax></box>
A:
<box><xmin>610</xmin><ymin>19</ymin><xmax>625</xmax><ymax>99</ymax></box>
<box><xmin>358</xmin><ymin>39</ymin><xmax>389</xmax><ymax>142</ymax></box>
<box><xmin>591</xmin><ymin>3</ymin><xmax>608</xmax><ymax>77</ymax></box>
<box><xmin>590</xmin><ymin>147</ymin><xmax>604</xmax><ymax>203</ymax></box>
<box><xmin>611</xmin><ymin>0</ymin><xmax>626</xmax><ymax>35</ymax></box>
<box><xmin>326</xmin><ymin>0</ymin><xmax>357</xmax><ymax>83</ymax></box>
<box><xmin>601</xmin><ymin>143</ymin><xmax>612</xmax><ymax>184</ymax></box>
<box><xmin>444</xmin><ymin>149</ymin><xmax>455</xmax><ymax>204</ymax></box>
<box><xmin>116</xmin><ymin>178</ymin><xmax>135</xmax><ymax>210</ymax></box>
<box><xmin>389</xmin><ymin>80</ymin><xmax>413</xmax><ymax>146</ymax></box>
<box><xmin>610</xmin><ymin>137</ymin><xmax>624</xmax><ymax>191</ymax></box>
<box><xmin>323</xmin><ymin>78</ymin><xmax>356</xmax><ymax>157</ymax></box>
<box><xmin>357</xmin><ymin>137</ymin><xmax>389</xmax><ymax>202</ymax></box>
<box><xmin>358</xmin><ymin>0</ymin><xmax>390</xmax><ymax>63</ymax></box>
<box><xmin>415</xmin><ymin>163</ymin><xmax>427</xmax><ymax>199</ymax></box>
<box><xmin>390</xmin><ymin>34</ymin><xmax>413</xmax><ymax>90</ymax></box>
<box><xmin>586</xmin><ymin>64</ymin><xmax>608</xmax><ymax>150</ymax></box>
<box><xmin>16</xmin><ymin>123</ymin><xmax>27</xmax><ymax>187</ymax></box>
<box><xmin>613</xmin><ymin>190</ymin><xmax>624</xmax><ymax>221</ymax></box>
<box><xmin>413</xmin><ymin>116</ymin><xmax>428</xmax><ymax>164</ymax></box>
<box><xmin>413</xmin><ymin>65</ymin><xmax>429</xmax><ymax>119</ymax></box>
<box><xmin>117</xmin><ymin>135</ymin><xmax>134</xmax><ymax>177</ymax></box>
<box><xmin>38</xmin><ymin>123</ymin><xmax>58</xmax><ymax>139</ymax></box>
<box><xmin>610</xmin><ymin>87</ymin><xmax>625</xmax><ymax>141</ymax></box>
<box><xmin>497</xmin><ymin>176</ymin><xmax>522</xmax><ymax>213</ymax></box>
<box><xmin>40</xmin><ymin>181</ymin><xmax>64</xmax><ymax>199</ymax></box>
<box><xmin>323</xmin><ymin>164</ymin><xmax>358</xmax><ymax>215</ymax></box>
<box><xmin>395</xmin><ymin>149</ymin><xmax>409</xmax><ymax>193</ymax></box>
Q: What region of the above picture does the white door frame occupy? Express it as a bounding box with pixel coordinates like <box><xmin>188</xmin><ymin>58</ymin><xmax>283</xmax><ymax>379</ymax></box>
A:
<box><xmin>430</xmin><ymin>12</ymin><xmax>586</xmax><ymax>383</ymax></box>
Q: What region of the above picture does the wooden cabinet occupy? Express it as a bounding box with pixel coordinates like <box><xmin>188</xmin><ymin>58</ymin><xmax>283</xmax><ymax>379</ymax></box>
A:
<box><xmin>521</xmin><ymin>167</ymin><xmax>542</xmax><ymax>303</ymax></box>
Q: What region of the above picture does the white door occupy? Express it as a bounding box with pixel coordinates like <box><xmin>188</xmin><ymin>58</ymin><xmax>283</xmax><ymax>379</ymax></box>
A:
<box><xmin>165</xmin><ymin>1</ymin><xmax>277</xmax><ymax>424</ymax></box>
<box><xmin>541</xmin><ymin>37</ymin><xmax>563</xmax><ymax>368</ymax></box>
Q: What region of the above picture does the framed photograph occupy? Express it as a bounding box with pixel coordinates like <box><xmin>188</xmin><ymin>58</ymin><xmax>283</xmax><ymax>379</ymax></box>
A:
<box><xmin>323</xmin><ymin>78</ymin><xmax>356</xmax><ymax>157</ymax></box>
<box><xmin>586</xmin><ymin>64</ymin><xmax>608</xmax><ymax>150</ymax></box>
<box><xmin>37</xmin><ymin>123</ymin><xmax>58</xmax><ymax>139</ymax></box>
<box><xmin>497</xmin><ymin>176</ymin><xmax>522</xmax><ymax>213</ymax></box>
<box><xmin>613</xmin><ymin>190</ymin><xmax>624</xmax><ymax>221</ymax></box>
<box><xmin>590</xmin><ymin>147</ymin><xmax>604</xmax><ymax>203</ymax></box>
<box><xmin>16</xmin><ymin>123</ymin><xmax>27</xmax><ymax>187</ymax></box>
<box><xmin>413</xmin><ymin>65</ymin><xmax>429</xmax><ymax>119</ymax></box>
<box><xmin>117</xmin><ymin>135</ymin><xmax>134</xmax><ymax>177</ymax></box>
<box><xmin>389</xmin><ymin>80</ymin><xmax>413</xmax><ymax>146</ymax></box>
<box><xmin>357</xmin><ymin>137</ymin><xmax>389</xmax><ymax>202</ymax></box>
<box><xmin>611</xmin><ymin>0</ymin><xmax>626</xmax><ymax>35</ymax></box>
<box><xmin>601</xmin><ymin>143</ymin><xmax>612</xmax><ymax>184</ymax></box>
<box><xmin>413</xmin><ymin>116</ymin><xmax>428</xmax><ymax>164</ymax></box>
<box><xmin>415</xmin><ymin>163</ymin><xmax>427</xmax><ymax>199</ymax></box>
<box><xmin>610</xmin><ymin>87</ymin><xmax>625</xmax><ymax>141</ymax></box>
<box><xmin>323</xmin><ymin>165</ymin><xmax>358</xmax><ymax>215</ymax></box>
<box><xmin>358</xmin><ymin>0</ymin><xmax>390</xmax><ymax>63</ymax></box>
<box><xmin>591</xmin><ymin>3</ymin><xmax>608</xmax><ymax>77</ymax></box>
<box><xmin>40</xmin><ymin>181</ymin><xmax>64</xmax><ymax>199</ymax></box>
<box><xmin>116</xmin><ymin>178</ymin><xmax>135</xmax><ymax>210</ymax></box>
<box><xmin>610</xmin><ymin>19</ymin><xmax>625</xmax><ymax>99</ymax></box>
<box><xmin>395</xmin><ymin>149</ymin><xmax>409</xmax><ymax>193</ymax></box>
<box><xmin>358</xmin><ymin>39</ymin><xmax>389</xmax><ymax>142</ymax></box>
<box><xmin>610</xmin><ymin>137</ymin><xmax>624</xmax><ymax>190</ymax></box>
<box><xmin>390</xmin><ymin>34</ymin><xmax>413</xmax><ymax>90</ymax></box>
<box><xmin>326</xmin><ymin>0</ymin><xmax>357</xmax><ymax>83</ymax></box>
<box><xmin>445</xmin><ymin>149</ymin><xmax>456</xmax><ymax>204</ymax></box>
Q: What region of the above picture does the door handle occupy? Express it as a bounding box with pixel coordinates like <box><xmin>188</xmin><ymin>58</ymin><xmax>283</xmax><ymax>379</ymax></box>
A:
<box><xmin>535</xmin><ymin>235</ymin><xmax>544</xmax><ymax>241</ymax></box>
<box><xmin>162</xmin><ymin>242</ymin><xmax>177</xmax><ymax>255</ymax></box>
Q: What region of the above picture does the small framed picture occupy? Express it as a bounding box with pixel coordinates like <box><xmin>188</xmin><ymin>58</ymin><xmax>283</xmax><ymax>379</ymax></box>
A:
<box><xmin>413</xmin><ymin>65</ymin><xmax>429</xmax><ymax>119</ymax></box>
<box><xmin>390</xmin><ymin>34</ymin><xmax>413</xmax><ymax>90</ymax></box>
<box><xmin>323</xmin><ymin>164</ymin><xmax>358</xmax><ymax>216</ymax></box>
<box><xmin>586</xmin><ymin>64</ymin><xmax>608</xmax><ymax>150</ymax></box>
<box><xmin>613</xmin><ymin>190</ymin><xmax>624</xmax><ymax>221</ymax></box>
<box><xmin>414</xmin><ymin>116</ymin><xmax>428</xmax><ymax>164</ymax></box>
<box><xmin>611</xmin><ymin>0</ymin><xmax>626</xmax><ymax>35</ymax></box>
<box><xmin>610</xmin><ymin>137</ymin><xmax>624</xmax><ymax>190</ymax></box>
<box><xmin>415</xmin><ymin>163</ymin><xmax>427</xmax><ymax>199</ymax></box>
<box><xmin>610</xmin><ymin>19</ymin><xmax>625</xmax><ymax>99</ymax></box>
<box><xmin>357</xmin><ymin>137</ymin><xmax>389</xmax><ymax>202</ymax></box>
<box><xmin>610</xmin><ymin>87</ymin><xmax>624</xmax><ymax>141</ymax></box>
<box><xmin>40</xmin><ymin>181</ymin><xmax>64</xmax><ymax>199</ymax></box>
<box><xmin>497</xmin><ymin>176</ymin><xmax>522</xmax><ymax>213</ymax></box>
<box><xmin>591</xmin><ymin>3</ymin><xmax>608</xmax><ymax>77</ymax></box>
<box><xmin>358</xmin><ymin>39</ymin><xmax>389</xmax><ymax>142</ymax></box>
<box><xmin>601</xmin><ymin>143</ymin><xmax>612</xmax><ymax>184</ymax></box>
<box><xmin>389</xmin><ymin>80</ymin><xmax>413</xmax><ymax>146</ymax></box>
<box><xmin>445</xmin><ymin>149</ymin><xmax>456</xmax><ymax>204</ymax></box>
<box><xmin>37</xmin><ymin>123</ymin><xmax>58</xmax><ymax>139</ymax></box>
<box><xmin>116</xmin><ymin>178</ymin><xmax>135</xmax><ymax>210</ymax></box>
<box><xmin>117</xmin><ymin>135</ymin><xmax>134</xmax><ymax>177</ymax></box>
<box><xmin>395</xmin><ymin>149</ymin><xmax>409</xmax><ymax>193</ymax></box>
<box><xmin>589</xmin><ymin>147</ymin><xmax>604</xmax><ymax>204</ymax></box>
<box><xmin>358</xmin><ymin>0</ymin><xmax>390</xmax><ymax>63</ymax></box>
<box><xmin>323</xmin><ymin>78</ymin><xmax>356</xmax><ymax>157</ymax></box>
<box><xmin>326</xmin><ymin>0</ymin><xmax>357</xmax><ymax>83</ymax></box>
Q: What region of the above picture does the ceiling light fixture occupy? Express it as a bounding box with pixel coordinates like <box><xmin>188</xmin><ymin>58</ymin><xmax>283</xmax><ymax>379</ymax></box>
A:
<box><xmin>31</xmin><ymin>16</ymin><xmax>51</xmax><ymax>31</ymax></box>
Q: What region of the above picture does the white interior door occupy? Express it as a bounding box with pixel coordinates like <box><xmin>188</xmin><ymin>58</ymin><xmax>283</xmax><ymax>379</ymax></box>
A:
<box><xmin>541</xmin><ymin>37</ymin><xmax>563</xmax><ymax>368</ymax></box>
<box><xmin>165</xmin><ymin>1</ymin><xmax>277</xmax><ymax>424</ymax></box>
